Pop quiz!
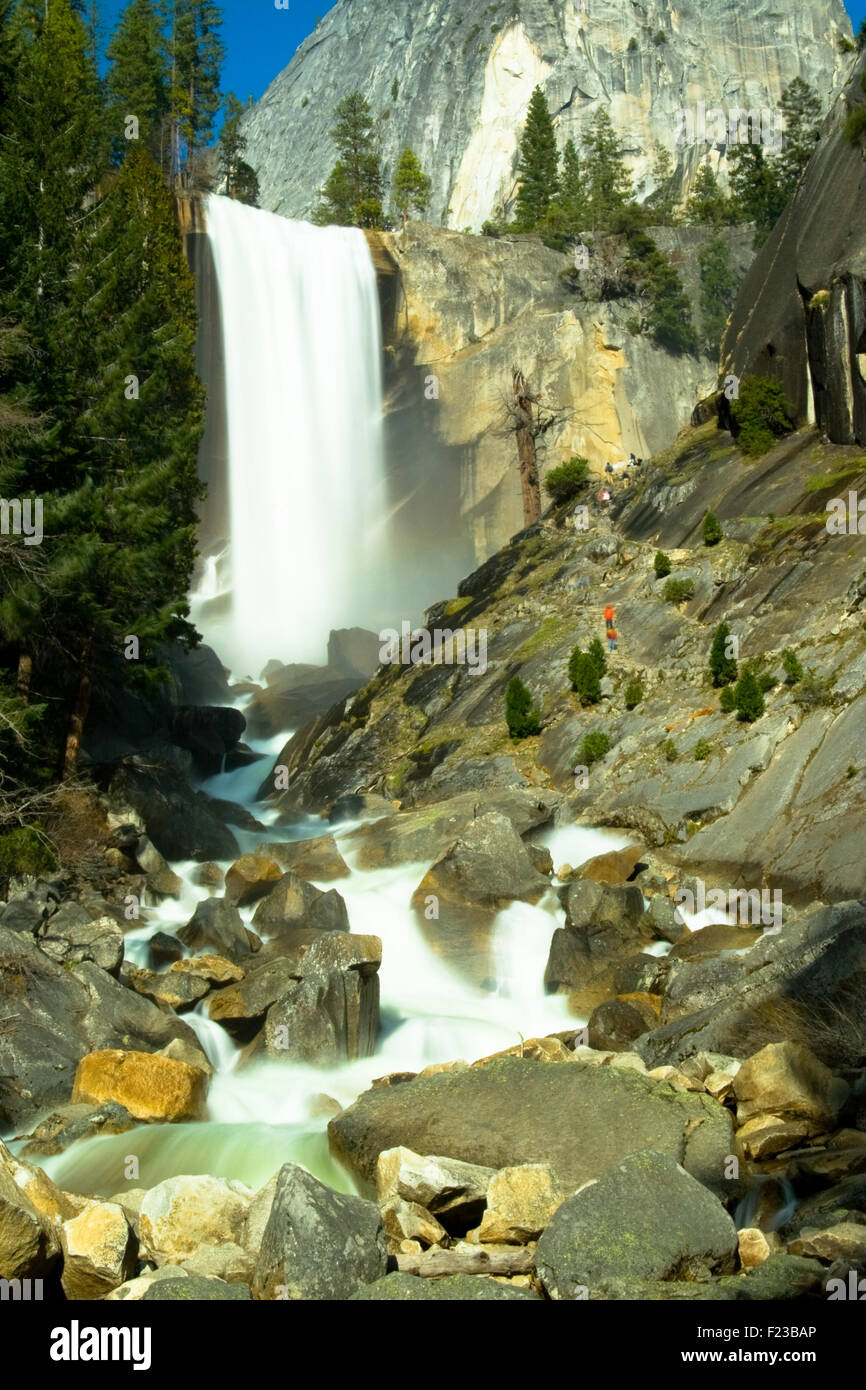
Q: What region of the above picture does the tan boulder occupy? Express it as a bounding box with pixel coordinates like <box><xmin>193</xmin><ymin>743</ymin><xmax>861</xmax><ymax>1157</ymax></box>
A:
<box><xmin>788</xmin><ymin>1223</ymin><xmax>866</xmax><ymax>1263</ymax></box>
<box><xmin>169</xmin><ymin>955</ymin><xmax>244</xmax><ymax>986</ymax></box>
<box><xmin>579</xmin><ymin>845</ymin><xmax>645</xmax><ymax>885</ymax></box>
<box><xmin>72</xmin><ymin>1050</ymin><xmax>208</xmax><ymax>1122</ymax></box>
<box><xmin>178</xmin><ymin>1241</ymin><xmax>254</xmax><ymax>1283</ymax></box>
<box><xmin>381</xmin><ymin>1196</ymin><xmax>446</xmax><ymax>1247</ymax></box>
<box><xmin>477</xmin><ymin>1164</ymin><xmax>564</xmax><ymax>1244</ymax></box>
<box><xmin>737</xmin><ymin>1227</ymin><xmax>777</xmax><ymax>1269</ymax></box>
<box><xmin>736</xmin><ymin>1114</ymin><xmax>813</xmax><ymax>1159</ymax></box>
<box><xmin>139</xmin><ymin>1175</ymin><xmax>250</xmax><ymax>1262</ymax></box>
<box><xmin>733</xmin><ymin>1042</ymin><xmax>848</xmax><ymax>1131</ymax></box>
<box><xmin>0</xmin><ymin>1142</ymin><xmax>60</xmax><ymax>1278</ymax></box>
<box><xmin>60</xmin><ymin>1202</ymin><xmax>136</xmax><ymax>1299</ymax></box>
<box><xmin>225</xmin><ymin>854</ymin><xmax>283</xmax><ymax>906</ymax></box>
<box><xmin>376</xmin><ymin>1147</ymin><xmax>494</xmax><ymax>1224</ymax></box>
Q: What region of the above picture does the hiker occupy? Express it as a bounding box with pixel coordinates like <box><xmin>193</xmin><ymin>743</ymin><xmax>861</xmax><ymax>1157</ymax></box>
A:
<box><xmin>604</xmin><ymin>604</ymin><xmax>614</xmax><ymax>632</ymax></box>
<box><xmin>605</xmin><ymin>461</ymin><xmax>614</xmax><ymax>476</ymax></box>
<box><xmin>608</xmin><ymin>628</ymin><xmax>618</xmax><ymax>652</ymax></box>
<box><xmin>628</xmin><ymin>452</ymin><xmax>636</xmax><ymax>466</ymax></box>
<box><xmin>598</xmin><ymin>487</ymin><xmax>611</xmax><ymax>505</ymax></box>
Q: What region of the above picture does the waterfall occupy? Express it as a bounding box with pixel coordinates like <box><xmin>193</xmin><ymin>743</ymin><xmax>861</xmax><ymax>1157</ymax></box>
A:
<box><xmin>198</xmin><ymin>195</ymin><xmax>394</xmax><ymax>677</ymax></box>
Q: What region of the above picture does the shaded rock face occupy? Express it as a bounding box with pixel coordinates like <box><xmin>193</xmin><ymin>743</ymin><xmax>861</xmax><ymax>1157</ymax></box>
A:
<box><xmin>724</xmin><ymin>49</ymin><xmax>866</xmax><ymax>446</ymax></box>
<box><xmin>328</xmin><ymin>1056</ymin><xmax>733</xmax><ymax>1197</ymax></box>
<box><xmin>244</xmin><ymin>0</ymin><xmax>848</xmax><ymax>231</ymax></box>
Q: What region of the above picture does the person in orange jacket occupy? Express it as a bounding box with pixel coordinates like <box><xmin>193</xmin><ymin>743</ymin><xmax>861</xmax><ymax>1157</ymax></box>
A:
<box><xmin>607</xmin><ymin>628</ymin><xmax>618</xmax><ymax>652</ymax></box>
<box><xmin>604</xmin><ymin>605</ymin><xmax>614</xmax><ymax>633</ymax></box>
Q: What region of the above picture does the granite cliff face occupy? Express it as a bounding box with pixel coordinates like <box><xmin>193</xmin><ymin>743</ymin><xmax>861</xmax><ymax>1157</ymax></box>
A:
<box><xmin>244</xmin><ymin>0</ymin><xmax>851</xmax><ymax>229</ymax></box>
<box><xmin>371</xmin><ymin>221</ymin><xmax>754</xmax><ymax>563</ymax></box>
<box><xmin>723</xmin><ymin>48</ymin><xmax>866</xmax><ymax>447</ymax></box>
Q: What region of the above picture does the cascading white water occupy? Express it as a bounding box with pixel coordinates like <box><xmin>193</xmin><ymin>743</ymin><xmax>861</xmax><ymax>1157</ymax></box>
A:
<box><xmin>198</xmin><ymin>195</ymin><xmax>395</xmax><ymax>677</ymax></box>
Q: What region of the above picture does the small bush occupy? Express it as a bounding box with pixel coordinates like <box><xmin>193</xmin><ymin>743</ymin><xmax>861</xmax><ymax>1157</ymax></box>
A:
<box><xmin>580</xmin><ymin>731</ymin><xmax>611</xmax><ymax>766</ymax></box>
<box><xmin>809</xmin><ymin>289</ymin><xmax>830</xmax><ymax>310</ymax></box>
<box><xmin>719</xmin><ymin>685</ymin><xmax>737</xmax><ymax>712</ymax></box>
<box><xmin>663</xmin><ymin>577</ymin><xmax>694</xmax><ymax>603</ymax></box>
<box><xmin>545</xmin><ymin>455</ymin><xmax>590</xmax><ymax>503</ymax></box>
<box><xmin>709</xmin><ymin>621</ymin><xmax>738</xmax><ymax>687</ymax></box>
<box><xmin>653</xmin><ymin>29</ymin><xmax>667</xmax><ymax>44</ymax></box>
<box><xmin>624</xmin><ymin>679</ymin><xmax>644</xmax><ymax>709</ymax></box>
<box><xmin>694</xmin><ymin>738</ymin><xmax>711</xmax><ymax>761</ymax></box>
<box><xmin>662</xmin><ymin>738</ymin><xmax>678</xmax><ymax>762</ymax></box>
<box><xmin>847</xmin><ymin>764</ymin><xmax>857</xmax><ymax>778</ymax></box>
<box><xmin>794</xmin><ymin>668</ymin><xmax>833</xmax><ymax>708</ymax></box>
<box><xmin>0</xmin><ymin>825</ymin><xmax>57</xmax><ymax>881</ymax></box>
<box><xmin>730</xmin><ymin>375</ymin><xmax>796</xmax><ymax>457</ymax></box>
<box><xmin>734</xmin><ymin>669</ymin><xmax>765</xmax><ymax>722</ymax></box>
<box><xmin>782</xmin><ymin>648</ymin><xmax>803</xmax><ymax>685</ymax></box>
<box><xmin>569</xmin><ymin>648</ymin><xmax>602</xmax><ymax>704</ymax></box>
<box><xmin>702</xmin><ymin>510</ymin><xmax>723</xmax><ymax>546</ymax></box>
<box><xmin>506</xmin><ymin>676</ymin><xmax>540</xmax><ymax>738</ymax></box>
<box><xmin>627</xmin><ymin>35</ymin><xmax>639</xmax><ymax>51</ymax></box>
<box><xmin>654</xmin><ymin>550</ymin><xmax>671</xmax><ymax>578</ymax></box>
<box><xmin>758</xmin><ymin>671</ymin><xmax>776</xmax><ymax>693</ymax></box>
<box><xmin>481</xmin><ymin>220</ymin><xmax>501</xmax><ymax>238</ymax></box>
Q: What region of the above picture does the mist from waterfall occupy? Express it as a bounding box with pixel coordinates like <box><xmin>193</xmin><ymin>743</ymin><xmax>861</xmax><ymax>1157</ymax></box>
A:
<box><xmin>198</xmin><ymin>195</ymin><xmax>395</xmax><ymax>677</ymax></box>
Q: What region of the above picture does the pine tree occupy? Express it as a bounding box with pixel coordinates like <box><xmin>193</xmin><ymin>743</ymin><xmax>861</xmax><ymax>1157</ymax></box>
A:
<box><xmin>315</xmin><ymin>92</ymin><xmax>383</xmax><ymax>228</ymax></box>
<box><xmin>646</xmin><ymin>142</ymin><xmax>678</xmax><ymax>224</ymax></box>
<box><xmin>734</xmin><ymin>668</ymin><xmax>765</xmax><ymax>722</ymax></box>
<box><xmin>106</xmin><ymin>0</ymin><xmax>170</xmax><ymax>161</ymax></box>
<box><xmin>772</xmin><ymin>78</ymin><xmax>822</xmax><ymax>204</ymax></box>
<box><xmin>568</xmin><ymin>648</ymin><xmax>602</xmax><ymax>705</ymax></box>
<box><xmin>583</xmin><ymin>109</ymin><xmax>632</xmax><ymax>230</ymax></box>
<box><xmin>166</xmin><ymin>0</ymin><xmax>224</xmax><ymax>190</ymax></box>
<box><xmin>728</xmin><ymin>142</ymin><xmax>785</xmax><ymax>246</ymax></box>
<box><xmin>559</xmin><ymin>138</ymin><xmax>587</xmax><ymax>231</ymax></box>
<box><xmin>703</xmin><ymin>510</ymin><xmax>723</xmax><ymax>545</ymax></box>
<box><xmin>219</xmin><ymin>92</ymin><xmax>259</xmax><ymax>204</ymax></box>
<box><xmin>587</xmin><ymin>637</ymin><xmax>607</xmax><ymax>678</ymax></box>
<box><xmin>56</xmin><ymin>145</ymin><xmax>205</xmax><ymax>772</ymax></box>
<box><xmin>685</xmin><ymin>165</ymin><xmax>729</xmax><ymax>227</ymax></box>
<box><xmin>709</xmin><ymin>621</ymin><xmax>738</xmax><ymax>686</ymax></box>
<box><xmin>392</xmin><ymin>146</ymin><xmax>431</xmax><ymax>229</ymax></box>
<box><xmin>698</xmin><ymin>234</ymin><xmax>739</xmax><ymax>360</ymax></box>
<box><xmin>513</xmin><ymin>86</ymin><xmax>560</xmax><ymax>231</ymax></box>
<box><xmin>505</xmin><ymin>676</ymin><xmax>540</xmax><ymax>738</ymax></box>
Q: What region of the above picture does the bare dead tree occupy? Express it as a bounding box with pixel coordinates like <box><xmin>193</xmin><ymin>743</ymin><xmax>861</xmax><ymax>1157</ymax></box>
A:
<box><xmin>499</xmin><ymin>364</ymin><xmax>569</xmax><ymax>528</ymax></box>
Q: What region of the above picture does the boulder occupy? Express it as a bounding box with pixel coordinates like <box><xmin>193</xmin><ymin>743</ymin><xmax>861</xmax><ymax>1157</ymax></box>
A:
<box><xmin>208</xmin><ymin>958</ymin><xmax>301</xmax><ymax>1035</ymax></box>
<box><xmin>376</xmin><ymin>1147</ymin><xmax>494</xmax><ymax>1231</ymax></box>
<box><xmin>329</xmin><ymin>1057</ymin><xmax>734</xmax><ymax>1198</ymax></box>
<box><xmin>536</xmin><ymin>1150</ymin><xmax>738</xmax><ymax>1299</ymax></box>
<box><xmin>250</xmin><ymin>934</ymin><xmax>382</xmax><ymax>1063</ymax></box>
<box><xmin>148</xmin><ymin>931</ymin><xmax>184</xmax><ymax>964</ymax></box>
<box><xmin>177</xmin><ymin>1241</ymin><xmax>255</xmax><ymax>1284</ymax></box>
<box><xmin>177</xmin><ymin>897</ymin><xmax>256</xmax><ymax>962</ymax></box>
<box><xmin>39</xmin><ymin>915</ymin><xmax>124</xmax><ymax>974</ymax></box>
<box><xmin>476</xmin><ymin>1164</ymin><xmax>564</xmax><ymax>1244</ymax></box>
<box><xmin>411</xmin><ymin>811</ymin><xmax>550</xmax><ymax>911</ymax></box>
<box><xmin>0</xmin><ymin>1142</ymin><xmax>60</xmax><ymax>1278</ymax></box>
<box><xmin>732</xmin><ymin>1041</ymin><xmax>848</xmax><ymax>1131</ymax></box>
<box><xmin>169</xmin><ymin>955</ymin><xmax>244</xmax><ymax>986</ymax></box>
<box><xmin>350</xmin><ymin>1272</ymin><xmax>540</xmax><ymax>1300</ymax></box>
<box><xmin>107</xmin><ymin>756</ymin><xmax>240</xmax><ymax>862</ymax></box>
<box><xmin>788</xmin><ymin>1223</ymin><xmax>866</xmax><ymax>1263</ymax></box>
<box><xmin>381</xmin><ymin>1197</ymin><xmax>446</xmax><ymax>1247</ymax></box>
<box><xmin>588</xmin><ymin>1000</ymin><xmax>648</xmax><ymax>1052</ymax></box>
<box><xmin>738</xmin><ymin>1227</ymin><xmax>776</xmax><ymax>1269</ymax></box>
<box><xmin>132</xmin><ymin>837</ymin><xmax>184</xmax><ymax>898</ymax></box>
<box><xmin>71</xmin><ymin>1050</ymin><xmax>208</xmax><ymax>1122</ymax></box>
<box><xmin>252</xmin><ymin>1163</ymin><xmax>387</xmax><ymax>1300</ymax></box>
<box><xmin>224</xmin><ymin>855</ymin><xmax>284</xmax><ymax>907</ymax></box>
<box><xmin>18</xmin><ymin>1101</ymin><xmax>137</xmax><ymax>1159</ymax></box>
<box><xmin>141</xmin><ymin>1275</ymin><xmax>252</xmax><ymax>1300</ymax></box>
<box><xmin>60</xmin><ymin>1202</ymin><xmax>136</xmax><ymax>1300</ymax></box>
<box><xmin>168</xmin><ymin>705</ymin><xmax>246</xmax><ymax>778</ymax></box>
<box><xmin>579</xmin><ymin>845</ymin><xmax>646</xmax><ymax>885</ymax></box>
<box><xmin>255</xmin><ymin>835</ymin><xmax>350</xmax><ymax>883</ymax></box>
<box><xmin>126</xmin><ymin>965</ymin><xmax>210</xmax><ymax>1012</ymax></box>
<box><xmin>251</xmin><ymin>871</ymin><xmax>349</xmax><ymax>934</ymax></box>
<box><xmin>344</xmin><ymin>789</ymin><xmax>559</xmax><ymax>870</ymax></box>
<box><xmin>139</xmin><ymin>1175</ymin><xmax>251</xmax><ymax>1262</ymax></box>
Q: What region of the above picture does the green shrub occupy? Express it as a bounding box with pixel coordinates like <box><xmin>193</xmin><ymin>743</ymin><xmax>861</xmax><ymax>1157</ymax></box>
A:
<box><xmin>569</xmin><ymin>648</ymin><xmax>602</xmax><ymax>704</ymax></box>
<box><xmin>627</xmin><ymin>35</ymin><xmax>639</xmax><ymax>51</ymax></box>
<box><xmin>624</xmin><ymin>679</ymin><xmax>644</xmax><ymax>709</ymax></box>
<box><xmin>545</xmin><ymin>455</ymin><xmax>590</xmax><ymax>503</ymax></box>
<box><xmin>758</xmin><ymin>671</ymin><xmax>776</xmax><ymax>693</ymax></box>
<box><xmin>702</xmin><ymin>510</ymin><xmax>723</xmax><ymax>546</ymax></box>
<box><xmin>587</xmin><ymin>637</ymin><xmax>607</xmax><ymax>678</ymax></box>
<box><xmin>694</xmin><ymin>738</ymin><xmax>711</xmax><ymax>761</ymax></box>
<box><xmin>653</xmin><ymin>29</ymin><xmax>667</xmax><ymax>44</ymax></box>
<box><xmin>794</xmin><ymin>668</ymin><xmax>833</xmax><ymax>708</ymax></box>
<box><xmin>663</xmin><ymin>577</ymin><xmax>694</xmax><ymax>603</ymax></box>
<box><xmin>719</xmin><ymin>685</ymin><xmax>737</xmax><ymax>712</ymax></box>
<box><xmin>662</xmin><ymin>738</ymin><xmax>678</xmax><ymax>762</ymax></box>
<box><xmin>782</xmin><ymin>648</ymin><xmax>803</xmax><ymax>685</ymax></box>
<box><xmin>481</xmin><ymin>220</ymin><xmax>502</xmax><ymax>238</ymax></box>
<box><xmin>505</xmin><ymin>676</ymin><xmax>540</xmax><ymax>738</ymax></box>
<box><xmin>844</xmin><ymin>73</ymin><xmax>866</xmax><ymax>147</ymax></box>
<box><xmin>709</xmin><ymin>621</ymin><xmax>738</xmax><ymax>686</ymax></box>
<box><xmin>847</xmin><ymin>764</ymin><xmax>857</xmax><ymax>778</ymax></box>
<box><xmin>734</xmin><ymin>669</ymin><xmax>765</xmax><ymax>722</ymax></box>
<box><xmin>654</xmin><ymin>550</ymin><xmax>671</xmax><ymax>578</ymax></box>
<box><xmin>0</xmin><ymin>825</ymin><xmax>57</xmax><ymax>881</ymax></box>
<box><xmin>730</xmin><ymin>375</ymin><xmax>796</xmax><ymax>457</ymax></box>
<box><xmin>580</xmin><ymin>731</ymin><xmax>611</xmax><ymax>766</ymax></box>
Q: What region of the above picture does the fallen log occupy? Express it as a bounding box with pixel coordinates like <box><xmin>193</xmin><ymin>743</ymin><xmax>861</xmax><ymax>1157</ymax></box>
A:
<box><xmin>395</xmin><ymin>1247</ymin><xmax>534</xmax><ymax>1278</ymax></box>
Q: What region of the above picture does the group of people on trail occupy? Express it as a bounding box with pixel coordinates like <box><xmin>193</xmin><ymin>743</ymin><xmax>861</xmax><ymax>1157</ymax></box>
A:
<box><xmin>604</xmin><ymin>604</ymin><xmax>617</xmax><ymax>652</ymax></box>
<box><xmin>598</xmin><ymin>454</ymin><xmax>642</xmax><ymax>506</ymax></box>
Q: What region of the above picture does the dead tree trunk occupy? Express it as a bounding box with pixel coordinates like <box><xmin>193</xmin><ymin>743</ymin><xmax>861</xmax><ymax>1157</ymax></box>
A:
<box><xmin>62</xmin><ymin>656</ymin><xmax>92</xmax><ymax>779</ymax></box>
<box><xmin>16</xmin><ymin>651</ymin><xmax>31</xmax><ymax>701</ymax></box>
<box><xmin>395</xmin><ymin>1246</ymin><xmax>534</xmax><ymax>1278</ymax></box>
<box><xmin>512</xmin><ymin>367</ymin><xmax>542</xmax><ymax>528</ymax></box>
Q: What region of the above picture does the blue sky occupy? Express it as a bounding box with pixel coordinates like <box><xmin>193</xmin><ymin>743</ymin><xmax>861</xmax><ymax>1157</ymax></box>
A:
<box><xmin>96</xmin><ymin>0</ymin><xmax>864</xmax><ymax>115</ymax></box>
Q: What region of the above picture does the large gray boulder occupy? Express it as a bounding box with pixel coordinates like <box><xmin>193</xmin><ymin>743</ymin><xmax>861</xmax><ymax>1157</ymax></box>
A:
<box><xmin>251</xmin><ymin>870</ymin><xmax>349</xmax><ymax>934</ymax></box>
<box><xmin>411</xmin><ymin>811</ymin><xmax>550</xmax><ymax>911</ymax></box>
<box><xmin>351</xmin><ymin>1273</ymin><xmax>540</xmax><ymax>1300</ymax></box>
<box><xmin>329</xmin><ymin>1056</ymin><xmax>733</xmax><ymax>1197</ymax></box>
<box><xmin>536</xmin><ymin>1150</ymin><xmax>738</xmax><ymax>1299</ymax></box>
<box><xmin>177</xmin><ymin>898</ymin><xmax>256</xmax><ymax>962</ymax></box>
<box><xmin>246</xmin><ymin>933</ymin><xmax>382</xmax><ymax>1063</ymax></box>
<box><xmin>252</xmin><ymin>1164</ymin><xmax>387</xmax><ymax>1300</ymax></box>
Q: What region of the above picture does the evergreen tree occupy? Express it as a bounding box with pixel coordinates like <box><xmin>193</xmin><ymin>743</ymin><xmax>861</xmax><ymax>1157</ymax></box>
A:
<box><xmin>568</xmin><ymin>647</ymin><xmax>602</xmax><ymax>705</ymax></box>
<box><xmin>698</xmin><ymin>234</ymin><xmax>739</xmax><ymax>360</ymax></box>
<box><xmin>709</xmin><ymin>621</ymin><xmax>738</xmax><ymax>686</ymax></box>
<box><xmin>314</xmin><ymin>92</ymin><xmax>383</xmax><ymax>228</ymax></box>
<box><xmin>703</xmin><ymin>509</ymin><xmax>723</xmax><ymax>545</ymax></box>
<box><xmin>646</xmin><ymin>142</ymin><xmax>678</xmax><ymax>224</ymax></box>
<box><xmin>685</xmin><ymin>164</ymin><xmax>729</xmax><ymax>227</ymax></box>
<box><xmin>106</xmin><ymin>0</ymin><xmax>170</xmax><ymax>161</ymax></box>
<box><xmin>166</xmin><ymin>0</ymin><xmax>225</xmax><ymax>189</ymax></box>
<box><xmin>56</xmin><ymin>146</ymin><xmax>205</xmax><ymax>771</ymax></box>
<box><xmin>392</xmin><ymin>146</ymin><xmax>431</xmax><ymax>229</ymax></box>
<box><xmin>772</xmin><ymin>78</ymin><xmax>822</xmax><ymax>204</ymax></box>
<box><xmin>859</xmin><ymin>19</ymin><xmax>866</xmax><ymax>51</ymax></box>
<box><xmin>219</xmin><ymin>91</ymin><xmax>260</xmax><ymax>205</ymax></box>
<box><xmin>728</xmin><ymin>142</ymin><xmax>785</xmax><ymax>246</ymax></box>
<box><xmin>505</xmin><ymin>676</ymin><xmax>540</xmax><ymax>738</ymax></box>
<box><xmin>583</xmin><ymin>109</ymin><xmax>632</xmax><ymax>230</ymax></box>
<box><xmin>558</xmin><ymin>138</ymin><xmax>587</xmax><ymax>230</ymax></box>
<box><xmin>734</xmin><ymin>668</ymin><xmax>765</xmax><ymax>722</ymax></box>
<box><xmin>587</xmin><ymin>637</ymin><xmax>607</xmax><ymax>678</ymax></box>
<box><xmin>513</xmin><ymin>86</ymin><xmax>560</xmax><ymax>230</ymax></box>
